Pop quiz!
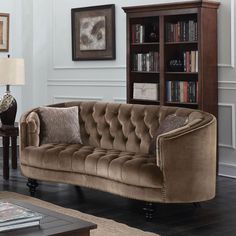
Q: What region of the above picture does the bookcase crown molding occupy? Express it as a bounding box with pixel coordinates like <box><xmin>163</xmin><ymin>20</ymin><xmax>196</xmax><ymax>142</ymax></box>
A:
<box><xmin>122</xmin><ymin>0</ymin><xmax>220</xmax><ymax>13</ymax></box>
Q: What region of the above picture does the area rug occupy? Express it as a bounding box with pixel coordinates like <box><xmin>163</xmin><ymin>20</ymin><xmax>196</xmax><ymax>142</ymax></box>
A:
<box><xmin>0</xmin><ymin>191</ymin><xmax>159</xmax><ymax>236</ymax></box>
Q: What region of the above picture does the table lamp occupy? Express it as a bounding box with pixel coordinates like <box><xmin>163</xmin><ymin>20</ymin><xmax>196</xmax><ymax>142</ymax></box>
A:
<box><xmin>0</xmin><ymin>58</ymin><xmax>25</xmax><ymax>125</ymax></box>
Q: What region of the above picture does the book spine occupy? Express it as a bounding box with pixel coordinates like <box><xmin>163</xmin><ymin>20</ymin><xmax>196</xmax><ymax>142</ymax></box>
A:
<box><xmin>183</xmin><ymin>22</ymin><xmax>186</xmax><ymax>41</ymax></box>
<box><xmin>189</xmin><ymin>21</ymin><xmax>192</xmax><ymax>41</ymax></box>
<box><xmin>177</xmin><ymin>22</ymin><xmax>180</xmax><ymax>42</ymax></box>
<box><xmin>146</xmin><ymin>53</ymin><xmax>150</xmax><ymax>72</ymax></box>
<box><xmin>186</xmin><ymin>51</ymin><xmax>190</xmax><ymax>72</ymax></box>
<box><xmin>177</xmin><ymin>81</ymin><xmax>180</xmax><ymax>102</ymax></box>
<box><xmin>166</xmin><ymin>81</ymin><xmax>169</xmax><ymax>102</ymax></box>
<box><xmin>180</xmin><ymin>81</ymin><xmax>184</xmax><ymax>102</ymax></box>
<box><xmin>137</xmin><ymin>54</ymin><xmax>142</xmax><ymax>71</ymax></box>
<box><xmin>196</xmin><ymin>81</ymin><xmax>199</xmax><ymax>102</ymax></box>
<box><xmin>186</xmin><ymin>21</ymin><xmax>189</xmax><ymax>41</ymax></box>
<box><xmin>183</xmin><ymin>81</ymin><xmax>188</xmax><ymax>102</ymax></box>
<box><xmin>183</xmin><ymin>52</ymin><xmax>186</xmax><ymax>72</ymax></box>
<box><xmin>140</xmin><ymin>25</ymin><xmax>145</xmax><ymax>43</ymax></box>
<box><xmin>195</xmin><ymin>21</ymin><xmax>198</xmax><ymax>41</ymax></box>
<box><xmin>150</xmin><ymin>52</ymin><xmax>154</xmax><ymax>71</ymax></box>
<box><xmin>0</xmin><ymin>221</ymin><xmax>40</xmax><ymax>232</ymax></box>
<box><xmin>166</xmin><ymin>23</ymin><xmax>171</xmax><ymax>42</ymax></box>
<box><xmin>187</xmin><ymin>82</ymin><xmax>190</xmax><ymax>102</ymax></box>
<box><xmin>171</xmin><ymin>81</ymin><xmax>174</xmax><ymax>102</ymax></box>
<box><xmin>191</xmin><ymin>51</ymin><xmax>195</xmax><ymax>72</ymax></box>
<box><xmin>196</xmin><ymin>51</ymin><xmax>198</xmax><ymax>72</ymax></box>
<box><xmin>171</xmin><ymin>24</ymin><xmax>174</xmax><ymax>42</ymax></box>
<box><xmin>193</xmin><ymin>82</ymin><xmax>196</xmax><ymax>102</ymax></box>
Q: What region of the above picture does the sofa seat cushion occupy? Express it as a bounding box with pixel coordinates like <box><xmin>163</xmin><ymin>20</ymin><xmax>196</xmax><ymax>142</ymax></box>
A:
<box><xmin>21</xmin><ymin>144</ymin><xmax>163</xmax><ymax>189</ymax></box>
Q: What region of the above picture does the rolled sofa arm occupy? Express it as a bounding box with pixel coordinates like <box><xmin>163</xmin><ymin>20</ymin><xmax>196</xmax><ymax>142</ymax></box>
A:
<box><xmin>157</xmin><ymin>115</ymin><xmax>217</xmax><ymax>203</ymax></box>
<box><xmin>20</xmin><ymin>110</ymin><xmax>40</xmax><ymax>150</ymax></box>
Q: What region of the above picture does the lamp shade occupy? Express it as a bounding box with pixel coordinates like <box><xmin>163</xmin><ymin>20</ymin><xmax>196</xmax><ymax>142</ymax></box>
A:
<box><xmin>0</xmin><ymin>58</ymin><xmax>25</xmax><ymax>85</ymax></box>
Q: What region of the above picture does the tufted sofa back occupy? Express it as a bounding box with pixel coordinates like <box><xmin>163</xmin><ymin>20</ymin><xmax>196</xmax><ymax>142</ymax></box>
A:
<box><xmin>54</xmin><ymin>101</ymin><xmax>209</xmax><ymax>154</ymax></box>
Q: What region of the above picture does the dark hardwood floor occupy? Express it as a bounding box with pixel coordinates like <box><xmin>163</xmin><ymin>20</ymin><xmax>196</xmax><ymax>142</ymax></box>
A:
<box><xmin>1</xmin><ymin>151</ymin><xmax>236</xmax><ymax>235</ymax></box>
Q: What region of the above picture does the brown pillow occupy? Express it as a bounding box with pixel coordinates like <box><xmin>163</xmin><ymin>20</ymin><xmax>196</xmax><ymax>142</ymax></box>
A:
<box><xmin>38</xmin><ymin>106</ymin><xmax>82</xmax><ymax>145</ymax></box>
<box><xmin>149</xmin><ymin>114</ymin><xmax>188</xmax><ymax>155</ymax></box>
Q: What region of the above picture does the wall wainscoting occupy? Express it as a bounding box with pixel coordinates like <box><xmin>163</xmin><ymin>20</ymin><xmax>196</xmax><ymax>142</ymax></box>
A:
<box><xmin>219</xmin><ymin>162</ymin><xmax>236</xmax><ymax>179</ymax></box>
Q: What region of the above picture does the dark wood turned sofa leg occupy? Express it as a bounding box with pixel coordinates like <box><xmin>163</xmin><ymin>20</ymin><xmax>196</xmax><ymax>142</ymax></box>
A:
<box><xmin>143</xmin><ymin>202</ymin><xmax>155</xmax><ymax>221</ymax></box>
<box><xmin>27</xmin><ymin>178</ymin><xmax>38</xmax><ymax>197</ymax></box>
<box><xmin>75</xmin><ymin>186</ymin><xmax>85</xmax><ymax>202</ymax></box>
<box><xmin>193</xmin><ymin>202</ymin><xmax>201</xmax><ymax>208</ymax></box>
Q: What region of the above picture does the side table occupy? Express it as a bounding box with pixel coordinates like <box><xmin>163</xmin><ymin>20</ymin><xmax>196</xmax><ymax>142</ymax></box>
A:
<box><xmin>0</xmin><ymin>123</ymin><xmax>19</xmax><ymax>180</ymax></box>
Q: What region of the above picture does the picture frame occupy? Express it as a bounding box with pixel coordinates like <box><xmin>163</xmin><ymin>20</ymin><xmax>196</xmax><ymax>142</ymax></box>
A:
<box><xmin>0</xmin><ymin>13</ymin><xmax>9</xmax><ymax>52</ymax></box>
<box><xmin>71</xmin><ymin>4</ymin><xmax>115</xmax><ymax>61</ymax></box>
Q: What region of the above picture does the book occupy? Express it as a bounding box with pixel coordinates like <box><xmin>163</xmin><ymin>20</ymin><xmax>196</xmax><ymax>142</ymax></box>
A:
<box><xmin>132</xmin><ymin>52</ymin><xmax>159</xmax><ymax>72</ymax></box>
<box><xmin>166</xmin><ymin>81</ymin><xmax>198</xmax><ymax>103</ymax></box>
<box><xmin>165</xmin><ymin>20</ymin><xmax>197</xmax><ymax>42</ymax></box>
<box><xmin>183</xmin><ymin>50</ymin><xmax>198</xmax><ymax>72</ymax></box>
<box><xmin>0</xmin><ymin>202</ymin><xmax>43</xmax><ymax>232</ymax></box>
<box><xmin>132</xmin><ymin>24</ymin><xmax>145</xmax><ymax>43</ymax></box>
<box><xmin>0</xmin><ymin>202</ymin><xmax>42</xmax><ymax>223</ymax></box>
<box><xmin>0</xmin><ymin>215</ymin><xmax>42</xmax><ymax>227</ymax></box>
<box><xmin>0</xmin><ymin>221</ymin><xmax>40</xmax><ymax>232</ymax></box>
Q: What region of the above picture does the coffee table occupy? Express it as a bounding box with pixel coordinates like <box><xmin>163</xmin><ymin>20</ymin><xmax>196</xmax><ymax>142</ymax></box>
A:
<box><xmin>0</xmin><ymin>201</ymin><xmax>97</xmax><ymax>236</ymax></box>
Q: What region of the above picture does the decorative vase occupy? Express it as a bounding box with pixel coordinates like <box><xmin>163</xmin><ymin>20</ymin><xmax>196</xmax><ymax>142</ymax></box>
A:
<box><xmin>0</xmin><ymin>92</ymin><xmax>17</xmax><ymax>125</ymax></box>
<box><xmin>168</xmin><ymin>59</ymin><xmax>184</xmax><ymax>72</ymax></box>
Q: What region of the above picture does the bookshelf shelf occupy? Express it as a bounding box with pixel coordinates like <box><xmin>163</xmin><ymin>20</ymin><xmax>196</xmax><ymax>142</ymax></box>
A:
<box><xmin>123</xmin><ymin>0</ymin><xmax>219</xmax><ymax>119</ymax></box>
<box><xmin>165</xmin><ymin>72</ymin><xmax>198</xmax><ymax>75</ymax></box>
<box><xmin>131</xmin><ymin>71</ymin><xmax>160</xmax><ymax>74</ymax></box>
<box><xmin>131</xmin><ymin>99</ymin><xmax>160</xmax><ymax>105</ymax></box>
<box><xmin>165</xmin><ymin>101</ymin><xmax>198</xmax><ymax>106</ymax></box>
<box><xmin>165</xmin><ymin>41</ymin><xmax>198</xmax><ymax>45</ymax></box>
<box><xmin>131</xmin><ymin>42</ymin><xmax>159</xmax><ymax>46</ymax></box>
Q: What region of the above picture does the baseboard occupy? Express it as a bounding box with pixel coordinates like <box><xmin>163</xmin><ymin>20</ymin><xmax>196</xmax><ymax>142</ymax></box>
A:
<box><xmin>219</xmin><ymin>162</ymin><xmax>236</xmax><ymax>179</ymax></box>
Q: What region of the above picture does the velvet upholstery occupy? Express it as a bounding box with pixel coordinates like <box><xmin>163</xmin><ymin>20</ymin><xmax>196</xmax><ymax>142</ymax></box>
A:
<box><xmin>149</xmin><ymin>114</ymin><xmax>188</xmax><ymax>155</ymax></box>
<box><xmin>20</xmin><ymin>101</ymin><xmax>217</xmax><ymax>203</ymax></box>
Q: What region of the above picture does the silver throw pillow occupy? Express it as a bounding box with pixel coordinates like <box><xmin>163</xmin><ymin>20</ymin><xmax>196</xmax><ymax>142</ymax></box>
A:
<box><xmin>38</xmin><ymin>106</ymin><xmax>82</xmax><ymax>145</ymax></box>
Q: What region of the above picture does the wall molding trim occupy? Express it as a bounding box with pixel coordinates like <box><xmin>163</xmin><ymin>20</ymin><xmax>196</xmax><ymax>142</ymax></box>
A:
<box><xmin>219</xmin><ymin>162</ymin><xmax>236</xmax><ymax>179</ymax></box>
<box><xmin>48</xmin><ymin>82</ymin><xmax>126</xmax><ymax>88</ymax></box>
<box><xmin>218</xmin><ymin>81</ymin><xmax>236</xmax><ymax>84</ymax></box>
<box><xmin>218</xmin><ymin>81</ymin><xmax>236</xmax><ymax>90</ymax></box>
<box><xmin>218</xmin><ymin>103</ymin><xmax>236</xmax><ymax>149</ymax></box>
<box><xmin>53</xmin><ymin>65</ymin><xmax>126</xmax><ymax>70</ymax></box>
<box><xmin>218</xmin><ymin>0</ymin><xmax>235</xmax><ymax>68</ymax></box>
<box><xmin>48</xmin><ymin>79</ymin><xmax>125</xmax><ymax>83</ymax></box>
<box><xmin>113</xmin><ymin>97</ymin><xmax>126</xmax><ymax>102</ymax></box>
<box><xmin>53</xmin><ymin>95</ymin><xmax>103</xmax><ymax>103</ymax></box>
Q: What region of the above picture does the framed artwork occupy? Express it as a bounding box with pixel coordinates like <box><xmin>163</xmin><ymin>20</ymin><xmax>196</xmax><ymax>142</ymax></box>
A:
<box><xmin>71</xmin><ymin>4</ymin><xmax>115</xmax><ymax>60</ymax></box>
<box><xmin>0</xmin><ymin>13</ymin><xmax>9</xmax><ymax>52</ymax></box>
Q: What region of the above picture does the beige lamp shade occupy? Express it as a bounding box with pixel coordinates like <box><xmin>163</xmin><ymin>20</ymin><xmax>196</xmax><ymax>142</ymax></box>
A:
<box><xmin>0</xmin><ymin>58</ymin><xmax>25</xmax><ymax>85</ymax></box>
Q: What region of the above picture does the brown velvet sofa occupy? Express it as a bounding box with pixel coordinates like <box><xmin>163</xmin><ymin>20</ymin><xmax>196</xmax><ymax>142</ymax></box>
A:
<box><xmin>20</xmin><ymin>101</ymin><xmax>216</xmax><ymax>215</ymax></box>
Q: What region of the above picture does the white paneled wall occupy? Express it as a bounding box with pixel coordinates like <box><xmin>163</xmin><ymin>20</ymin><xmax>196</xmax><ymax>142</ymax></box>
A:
<box><xmin>19</xmin><ymin>0</ymin><xmax>236</xmax><ymax>177</ymax></box>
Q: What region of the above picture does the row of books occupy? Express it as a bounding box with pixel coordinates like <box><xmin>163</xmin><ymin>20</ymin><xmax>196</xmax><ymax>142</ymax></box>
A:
<box><xmin>132</xmin><ymin>24</ymin><xmax>145</xmax><ymax>43</ymax></box>
<box><xmin>166</xmin><ymin>81</ymin><xmax>198</xmax><ymax>103</ymax></box>
<box><xmin>132</xmin><ymin>52</ymin><xmax>159</xmax><ymax>72</ymax></box>
<box><xmin>0</xmin><ymin>202</ymin><xmax>43</xmax><ymax>232</ymax></box>
<box><xmin>166</xmin><ymin>20</ymin><xmax>198</xmax><ymax>42</ymax></box>
<box><xmin>183</xmin><ymin>50</ymin><xmax>198</xmax><ymax>72</ymax></box>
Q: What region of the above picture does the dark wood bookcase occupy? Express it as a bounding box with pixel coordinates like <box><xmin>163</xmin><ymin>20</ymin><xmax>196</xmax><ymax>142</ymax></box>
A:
<box><xmin>122</xmin><ymin>0</ymin><xmax>220</xmax><ymax>118</ymax></box>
